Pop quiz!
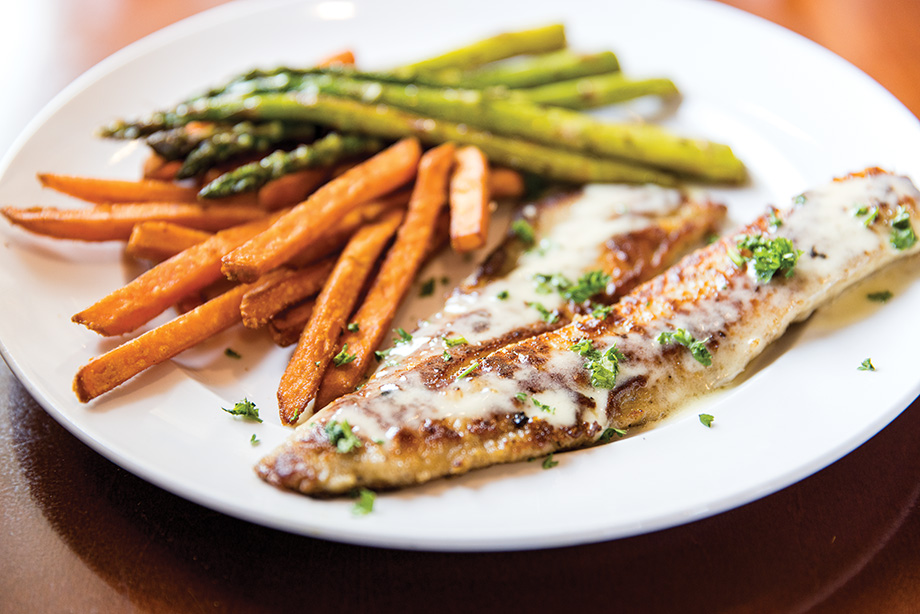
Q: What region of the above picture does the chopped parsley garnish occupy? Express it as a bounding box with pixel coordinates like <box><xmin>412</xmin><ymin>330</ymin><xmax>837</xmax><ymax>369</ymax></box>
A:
<box><xmin>514</xmin><ymin>392</ymin><xmax>529</xmax><ymax>403</ymax></box>
<box><xmin>591</xmin><ymin>303</ymin><xmax>613</xmax><ymax>319</ymax></box>
<box><xmin>858</xmin><ymin>358</ymin><xmax>876</xmax><ymax>372</ymax></box>
<box><xmin>793</xmin><ymin>194</ymin><xmax>807</xmax><ymax>205</ymax></box>
<box><xmin>325</xmin><ymin>420</ymin><xmax>362</xmax><ymax>453</ymax></box>
<box><xmin>532</xmin><ymin>397</ymin><xmax>555</xmax><ymax>414</ymax></box>
<box><xmin>443</xmin><ymin>336</ymin><xmax>468</xmax><ymax>347</ymax></box>
<box><xmin>767</xmin><ymin>211</ymin><xmax>783</xmax><ymax>229</ymax></box>
<box><xmin>699</xmin><ymin>413</ymin><xmax>715</xmax><ymax>428</ymax></box>
<box><xmin>419</xmin><ymin>277</ymin><xmax>436</xmax><ymax>297</ymax></box>
<box><xmin>890</xmin><ymin>207</ymin><xmax>917</xmax><ymax>250</ymax></box>
<box><xmin>352</xmin><ymin>488</ymin><xmax>376</xmax><ymax>515</ymax></box>
<box><xmin>527</xmin><ymin>301</ymin><xmax>559</xmax><ymax>324</ymax></box>
<box><xmin>853</xmin><ymin>204</ymin><xmax>879</xmax><ymax>227</ymax></box>
<box><xmin>705</xmin><ymin>233</ymin><xmax>720</xmax><ymax>245</ymax></box>
<box><xmin>534</xmin><ymin>272</ymin><xmax>570</xmax><ymax>295</ymax></box>
<box><xmin>867</xmin><ymin>290</ymin><xmax>893</xmax><ymax>302</ymax></box>
<box><xmin>373</xmin><ymin>348</ymin><xmax>391</xmax><ymax>362</ymax></box>
<box><xmin>496</xmin><ymin>290</ymin><xmax>509</xmax><ymax>300</ymax></box>
<box><xmin>511</xmin><ymin>219</ymin><xmax>536</xmax><ymax>245</ymax></box>
<box><xmin>250</xmin><ymin>433</ymin><xmax>260</xmax><ymax>445</ymax></box>
<box><xmin>332</xmin><ymin>344</ymin><xmax>357</xmax><ymax>366</ymax></box>
<box><xmin>442</xmin><ymin>351</ymin><xmax>452</xmax><ymax>361</ymax></box>
<box><xmin>221</xmin><ymin>398</ymin><xmax>262</xmax><ymax>423</ymax></box>
<box><xmin>656</xmin><ymin>328</ymin><xmax>713</xmax><ymax>366</ymax></box>
<box><xmin>730</xmin><ymin>235</ymin><xmax>803</xmax><ymax>282</ymax></box>
<box><xmin>598</xmin><ymin>427</ymin><xmax>627</xmax><ymax>444</ymax></box>
<box><xmin>346</xmin><ymin>322</ymin><xmax>360</xmax><ymax>332</ymax></box>
<box><xmin>532</xmin><ymin>270</ymin><xmax>610</xmax><ymax>304</ymax></box>
<box><xmin>570</xmin><ymin>339</ymin><xmax>625</xmax><ymax>389</ymax></box>
<box><xmin>393</xmin><ymin>328</ymin><xmax>413</xmax><ymax>345</ymax></box>
<box><xmin>456</xmin><ymin>360</ymin><xmax>480</xmax><ymax>380</ymax></box>
<box><xmin>542</xmin><ymin>454</ymin><xmax>559</xmax><ymax>469</ymax></box>
<box><xmin>224</xmin><ymin>347</ymin><xmax>242</xmax><ymax>359</ymax></box>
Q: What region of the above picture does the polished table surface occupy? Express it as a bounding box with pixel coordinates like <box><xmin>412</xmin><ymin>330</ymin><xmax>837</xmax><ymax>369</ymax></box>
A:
<box><xmin>2</xmin><ymin>1</ymin><xmax>920</xmax><ymax>612</ymax></box>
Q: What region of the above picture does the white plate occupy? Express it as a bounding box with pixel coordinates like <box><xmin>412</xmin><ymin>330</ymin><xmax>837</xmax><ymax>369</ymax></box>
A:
<box><xmin>1</xmin><ymin>0</ymin><xmax>919</xmax><ymax>551</ymax></box>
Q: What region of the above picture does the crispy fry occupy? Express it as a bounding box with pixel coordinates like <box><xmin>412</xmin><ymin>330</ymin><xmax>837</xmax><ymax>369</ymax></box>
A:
<box><xmin>449</xmin><ymin>145</ymin><xmax>491</xmax><ymax>252</ymax></box>
<box><xmin>73</xmin><ymin>283</ymin><xmax>249</xmax><ymax>402</ymax></box>
<box><xmin>240</xmin><ymin>258</ymin><xmax>335</xmax><ymax>328</ymax></box>
<box><xmin>268</xmin><ymin>300</ymin><xmax>315</xmax><ymax>347</ymax></box>
<box><xmin>221</xmin><ymin>137</ymin><xmax>421</xmax><ymax>283</ymax></box>
<box><xmin>142</xmin><ymin>153</ymin><xmax>183</xmax><ymax>181</ymax></box>
<box><xmin>38</xmin><ymin>173</ymin><xmax>200</xmax><ymax>204</ymax></box>
<box><xmin>488</xmin><ymin>166</ymin><xmax>525</xmax><ymax>199</ymax></box>
<box><xmin>73</xmin><ymin>212</ymin><xmax>284</xmax><ymax>336</ymax></box>
<box><xmin>278</xmin><ymin>208</ymin><xmax>405</xmax><ymax>424</ymax></box>
<box><xmin>314</xmin><ymin>142</ymin><xmax>456</xmax><ymax>408</ymax></box>
<box><xmin>257</xmin><ymin>168</ymin><xmax>329</xmax><ymax>210</ymax></box>
<box><xmin>125</xmin><ymin>221</ymin><xmax>212</xmax><ymax>261</ymax></box>
<box><xmin>317</xmin><ymin>49</ymin><xmax>356</xmax><ymax>67</ymax></box>
<box><xmin>1</xmin><ymin>203</ymin><xmax>266</xmax><ymax>242</ymax></box>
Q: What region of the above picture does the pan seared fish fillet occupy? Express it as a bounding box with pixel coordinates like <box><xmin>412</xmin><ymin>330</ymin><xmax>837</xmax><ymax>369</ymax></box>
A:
<box><xmin>257</xmin><ymin>169</ymin><xmax>920</xmax><ymax>495</ymax></box>
<box><xmin>325</xmin><ymin>183</ymin><xmax>725</xmax><ymax>405</ymax></box>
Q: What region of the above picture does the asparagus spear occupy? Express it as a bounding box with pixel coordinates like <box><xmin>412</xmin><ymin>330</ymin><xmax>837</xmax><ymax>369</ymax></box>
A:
<box><xmin>181</xmin><ymin>92</ymin><xmax>677</xmax><ymax>185</ymax></box>
<box><xmin>269</xmin><ymin>74</ymin><xmax>745</xmax><ymax>183</ymax></box>
<box><xmin>456</xmin><ymin>49</ymin><xmax>620</xmax><ymax>88</ymax></box>
<box><xmin>519</xmin><ymin>72</ymin><xmax>680</xmax><ymax>109</ymax></box>
<box><xmin>177</xmin><ymin>121</ymin><xmax>316</xmax><ymax>179</ymax></box>
<box><xmin>198</xmin><ymin>132</ymin><xmax>384</xmax><ymax>198</ymax></box>
<box><xmin>394</xmin><ymin>23</ymin><xmax>567</xmax><ymax>75</ymax></box>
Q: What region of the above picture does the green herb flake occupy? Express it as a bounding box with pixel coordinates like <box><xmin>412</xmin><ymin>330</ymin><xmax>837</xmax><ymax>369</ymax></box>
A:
<box><xmin>444</xmin><ymin>336</ymin><xmax>468</xmax><ymax>347</ymax></box>
<box><xmin>511</xmin><ymin>219</ymin><xmax>536</xmax><ymax>245</ymax></box>
<box><xmin>699</xmin><ymin>413</ymin><xmax>715</xmax><ymax>428</ymax></box>
<box><xmin>419</xmin><ymin>277</ymin><xmax>436</xmax><ymax>297</ymax></box>
<box><xmin>532</xmin><ymin>270</ymin><xmax>610</xmax><ymax>304</ymax></box>
<box><xmin>374</xmin><ymin>348</ymin><xmax>391</xmax><ymax>362</ymax></box>
<box><xmin>853</xmin><ymin>204</ymin><xmax>879</xmax><ymax>227</ymax></box>
<box><xmin>224</xmin><ymin>347</ymin><xmax>242</xmax><ymax>359</ymax></box>
<box><xmin>598</xmin><ymin>427</ymin><xmax>627</xmax><ymax>444</ymax></box>
<box><xmin>890</xmin><ymin>207</ymin><xmax>917</xmax><ymax>250</ymax></box>
<box><xmin>733</xmin><ymin>235</ymin><xmax>803</xmax><ymax>282</ymax></box>
<box><xmin>456</xmin><ymin>360</ymin><xmax>480</xmax><ymax>380</ymax></box>
<box><xmin>570</xmin><ymin>339</ymin><xmax>625</xmax><ymax>389</ymax></box>
<box><xmin>532</xmin><ymin>397</ymin><xmax>555</xmax><ymax>414</ymax></box>
<box><xmin>767</xmin><ymin>211</ymin><xmax>783</xmax><ymax>229</ymax></box>
<box><xmin>591</xmin><ymin>303</ymin><xmax>613</xmax><ymax>319</ymax></box>
<box><xmin>496</xmin><ymin>290</ymin><xmax>509</xmax><ymax>300</ymax></box>
<box><xmin>250</xmin><ymin>433</ymin><xmax>260</xmax><ymax>445</ymax></box>
<box><xmin>332</xmin><ymin>344</ymin><xmax>357</xmax><ymax>366</ymax></box>
<box><xmin>325</xmin><ymin>420</ymin><xmax>362</xmax><ymax>453</ymax></box>
<box><xmin>867</xmin><ymin>290</ymin><xmax>893</xmax><ymax>302</ymax></box>
<box><xmin>352</xmin><ymin>488</ymin><xmax>376</xmax><ymax>515</ymax></box>
<box><xmin>542</xmin><ymin>454</ymin><xmax>559</xmax><ymax>469</ymax></box>
<box><xmin>793</xmin><ymin>194</ymin><xmax>807</xmax><ymax>205</ymax></box>
<box><xmin>221</xmin><ymin>398</ymin><xmax>262</xmax><ymax>423</ymax></box>
<box><xmin>527</xmin><ymin>301</ymin><xmax>559</xmax><ymax>324</ymax></box>
<box><xmin>442</xmin><ymin>351</ymin><xmax>452</xmax><ymax>361</ymax></box>
<box><xmin>346</xmin><ymin>322</ymin><xmax>360</xmax><ymax>332</ymax></box>
<box><xmin>393</xmin><ymin>328</ymin><xmax>413</xmax><ymax>345</ymax></box>
<box><xmin>858</xmin><ymin>358</ymin><xmax>876</xmax><ymax>372</ymax></box>
<box><xmin>656</xmin><ymin>328</ymin><xmax>713</xmax><ymax>367</ymax></box>
<box><xmin>515</xmin><ymin>392</ymin><xmax>529</xmax><ymax>402</ymax></box>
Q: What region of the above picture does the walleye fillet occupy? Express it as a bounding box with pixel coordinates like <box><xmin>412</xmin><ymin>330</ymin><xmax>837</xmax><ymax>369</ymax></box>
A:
<box><xmin>258</xmin><ymin>169</ymin><xmax>920</xmax><ymax>495</ymax></box>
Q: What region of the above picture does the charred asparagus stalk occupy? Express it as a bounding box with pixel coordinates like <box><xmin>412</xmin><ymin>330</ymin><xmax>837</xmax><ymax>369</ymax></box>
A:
<box><xmin>519</xmin><ymin>72</ymin><xmax>680</xmax><ymax>109</ymax></box>
<box><xmin>198</xmin><ymin>132</ymin><xmax>384</xmax><ymax>198</ymax></box>
<box><xmin>454</xmin><ymin>49</ymin><xmax>620</xmax><ymax>88</ymax></box>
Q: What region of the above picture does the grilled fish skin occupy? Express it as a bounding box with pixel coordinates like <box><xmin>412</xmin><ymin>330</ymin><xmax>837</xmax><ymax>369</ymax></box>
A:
<box><xmin>258</xmin><ymin>169</ymin><xmax>920</xmax><ymax>495</ymax></box>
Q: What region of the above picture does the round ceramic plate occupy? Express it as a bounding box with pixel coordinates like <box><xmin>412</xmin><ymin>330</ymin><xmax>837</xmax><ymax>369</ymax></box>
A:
<box><xmin>1</xmin><ymin>0</ymin><xmax>918</xmax><ymax>551</ymax></box>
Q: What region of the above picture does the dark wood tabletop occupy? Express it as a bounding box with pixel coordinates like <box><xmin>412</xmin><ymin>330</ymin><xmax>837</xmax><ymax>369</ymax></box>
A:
<box><xmin>2</xmin><ymin>1</ymin><xmax>919</xmax><ymax>612</ymax></box>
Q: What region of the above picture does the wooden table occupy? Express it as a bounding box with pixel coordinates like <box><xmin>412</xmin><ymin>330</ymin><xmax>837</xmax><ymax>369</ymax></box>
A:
<box><xmin>2</xmin><ymin>1</ymin><xmax>919</xmax><ymax>611</ymax></box>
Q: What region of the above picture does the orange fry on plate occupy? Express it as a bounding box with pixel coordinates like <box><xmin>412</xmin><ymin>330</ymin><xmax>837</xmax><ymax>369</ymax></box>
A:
<box><xmin>240</xmin><ymin>258</ymin><xmax>336</xmax><ymax>329</ymax></box>
<box><xmin>448</xmin><ymin>145</ymin><xmax>491</xmax><ymax>252</ymax></box>
<box><xmin>315</xmin><ymin>142</ymin><xmax>456</xmax><ymax>408</ymax></box>
<box><xmin>278</xmin><ymin>208</ymin><xmax>406</xmax><ymax>425</ymax></box>
<box><xmin>488</xmin><ymin>166</ymin><xmax>525</xmax><ymax>200</ymax></box>
<box><xmin>317</xmin><ymin>49</ymin><xmax>356</xmax><ymax>67</ymax></box>
<box><xmin>268</xmin><ymin>300</ymin><xmax>315</xmax><ymax>347</ymax></box>
<box><xmin>73</xmin><ymin>283</ymin><xmax>250</xmax><ymax>403</ymax></box>
<box><xmin>257</xmin><ymin>168</ymin><xmax>329</xmax><ymax>210</ymax></box>
<box><xmin>221</xmin><ymin>137</ymin><xmax>421</xmax><ymax>283</ymax></box>
<box><xmin>38</xmin><ymin>173</ymin><xmax>200</xmax><ymax>204</ymax></box>
<box><xmin>1</xmin><ymin>203</ymin><xmax>266</xmax><ymax>241</ymax></box>
<box><xmin>125</xmin><ymin>221</ymin><xmax>212</xmax><ymax>261</ymax></box>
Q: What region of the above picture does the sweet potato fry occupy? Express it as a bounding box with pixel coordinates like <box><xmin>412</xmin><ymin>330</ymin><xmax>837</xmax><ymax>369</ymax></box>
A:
<box><xmin>73</xmin><ymin>283</ymin><xmax>249</xmax><ymax>402</ymax></box>
<box><xmin>277</xmin><ymin>208</ymin><xmax>405</xmax><ymax>425</ymax></box>
<box><xmin>240</xmin><ymin>258</ymin><xmax>336</xmax><ymax>328</ymax></box>
<box><xmin>73</xmin><ymin>211</ymin><xmax>284</xmax><ymax>336</ymax></box>
<box><xmin>142</xmin><ymin>153</ymin><xmax>183</xmax><ymax>181</ymax></box>
<box><xmin>38</xmin><ymin>173</ymin><xmax>200</xmax><ymax>204</ymax></box>
<box><xmin>268</xmin><ymin>300</ymin><xmax>315</xmax><ymax>347</ymax></box>
<box><xmin>221</xmin><ymin>137</ymin><xmax>421</xmax><ymax>283</ymax></box>
<box><xmin>449</xmin><ymin>145</ymin><xmax>491</xmax><ymax>252</ymax></box>
<box><xmin>317</xmin><ymin>49</ymin><xmax>355</xmax><ymax>67</ymax></box>
<box><xmin>125</xmin><ymin>221</ymin><xmax>212</xmax><ymax>261</ymax></box>
<box><xmin>1</xmin><ymin>203</ymin><xmax>266</xmax><ymax>242</ymax></box>
<box><xmin>257</xmin><ymin>168</ymin><xmax>329</xmax><ymax>210</ymax></box>
<box><xmin>314</xmin><ymin>142</ymin><xmax>456</xmax><ymax>408</ymax></box>
<box><xmin>488</xmin><ymin>166</ymin><xmax>525</xmax><ymax>199</ymax></box>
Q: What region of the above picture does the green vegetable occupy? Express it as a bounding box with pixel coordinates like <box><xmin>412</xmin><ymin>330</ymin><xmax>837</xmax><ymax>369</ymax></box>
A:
<box><xmin>511</xmin><ymin>219</ymin><xmax>536</xmax><ymax>245</ymax></box>
<box><xmin>853</xmin><ymin>204</ymin><xmax>878</xmax><ymax>227</ymax></box>
<box><xmin>890</xmin><ymin>207</ymin><xmax>917</xmax><ymax>250</ymax></box>
<box><xmin>858</xmin><ymin>358</ymin><xmax>876</xmax><ymax>372</ymax></box>
<box><xmin>514</xmin><ymin>392</ymin><xmax>529</xmax><ymax>402</ymax></box>
<box><xmin>867</xmin><ymin>290</ymin><xmax>893</xmax><ymax>302</ymax></box>
<box><xmin>570</xmin><ymin>339</ymin><xmax>625</xmax><ymax>389</ymax></box>
<box><xmin>542</xmin><ymin>454</ymin><xmax>559</xmax><ymax>469</ymax></box>
<box><xmin>656</xmin><ymin>328</ymin><xmax>712</xmax><ymax>366</ymax></box>
<box><xmin>456</xmin><ymin>48</ymin><xmax>620</xmax><ymax>89</ymax></box>
<box><xmin>519</xmin><ymin>72</ymin><xmax>679</xmax><ymax>110</ymax></box>
<box><xmin>419</xmin><ymin>277</ymin><xmax>436</xmax><ymax>297</ymax></box>
<box><xmin>325</xmin><ymin>420</ymin><xmax>362</xmax><ymax>453</ymax></box>
<box><xmin>526</xmin><ymin>301</ymin><xmax>559</xmax><ymax>324</ymax></box>
<box><xmin>250</xmin><ymin>434</ymin><xmax>260</xmax><ymax>445</ymax></box>
<box><xmin>221</xmin><ymin>398</ymin><xmax>262</xmax><ymax>423</ymax></box>
<box><xmin>699</xmin><ymin>413</ymin><xmax>714</xmax><ymax>428</ymax></box>
<box><xmin>393</xmin><ymin>328</ymin><xmax>413</xmax><ymax>345</ymax></box>
<box><xmin>442</xmin><ymin>351</ymin><xmax>452</xmax><ymax>361</ymax></box>
<box><xmin>532</xmin><ymin>397</ymin><xmax>555</xmax><ymax>414</ymax></box>
<box><xmin>731</xmin><ymin>235</ymin><xmax>803</xmax><ymax>282</ymax></box>
<box><xmin>456</xmin><ymin>360</ymin><xmax>480</xmax><ymax>380</ymax></box>
<box><xmin>533</xmin><ymin>269</ymin><xmax>610</xmax><ymax>304</ymax></box>
<box><xmin>224</xmin><ymin>347</ymin><xmax>242</xmax><ymax>359</ymax></box>
<box><xmin>598</xmin><ymin>427</ymin><xmax>627</xmax><ymax>444</ymax></box>
<box><xmin>496</xmin><ymin>290</ymin><xmax>510</xmax><ymax>300</ymax></box>
<box><xmin>352</xmin><ymin>488</ymin><xmax>376</xmax><ymax>515</ymax></box>
<box><xmin>346</xmin><ymin>322</ymin><xmax>360</xmax><ymax>332</ymax></box>
<box><xmin>332</xmin><ymin>343</ymin><xmax>357</xmax><ymax>366</ymax></box>
<box><xmin>591</xmin><ymin>303</ymin><xmax>613</xmax><ymax>319</ymax></box>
